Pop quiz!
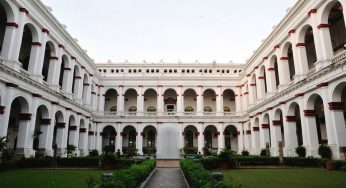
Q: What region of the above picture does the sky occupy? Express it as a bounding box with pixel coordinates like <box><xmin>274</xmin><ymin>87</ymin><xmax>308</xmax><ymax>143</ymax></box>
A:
<box><xmin>40</xmin><ymin>0</ymin><xmax>298</xmax><ymax>64</ymax></box>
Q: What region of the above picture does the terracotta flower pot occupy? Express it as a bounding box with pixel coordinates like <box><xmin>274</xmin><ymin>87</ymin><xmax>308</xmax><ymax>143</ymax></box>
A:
<box><xmin>220</xmin><ymin>162</ymin><xmax>229</xmax><ymax>170</ymax></box>
<box><xmin>326</xmin><ymin>161</ymin><xmax>336</xmax><ymax>170</ymax></box>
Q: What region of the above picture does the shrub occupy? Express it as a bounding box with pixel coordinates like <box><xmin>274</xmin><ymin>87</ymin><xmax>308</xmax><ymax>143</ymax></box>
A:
<box><xmin>284</xmin><ymin>157</ymin><xmax>325</xmax><ymax>167</ymax></box>
<box><xmin>98</xmin><ymin>160</ymin><xmax>156</xmax><ymax>188</ymax></box>
<box><xmin>332</xmin><ymin>160</ymin><xmax>346</xmax><ymax>171</ymax></box>
<box><xmin>180</xmin><ymin>159</ymin><xmax>240</xmax><ymax>188</ymax></box>
<box><xmin>295</xmin><ymin>146</ymin><xmax>306</xmax><ymax>157</ymax></box>
<box><xmin>219</xmin><ymin>149</ymin><xmax>233</xmax><ymax>163</ymax></box>
<box><xmin>56</xmin><ymin>157</ymin><xmax>99</xmax><ymax>167</ymax></box>
<box><xmin>241</xmin><ymin>150</ymin><xmax>249</xmax><ymax>156</ymax></box>
<box><xmin>89</xmin><ymin>150</ymin><xmax>99</xmax><ymax>157</ymax></box>
<box><xmin>201</xmin><ymin>156</ymin><xmax>219</xmax><ymax>170</ymax></box>
<box><xmin>184</xmin><ymin>147</ymin><xmax>198</xmax><ymax>155</ymax></box>
<box><xmin>260</xmin><ymin>149</ymin><xmax>266</xmax><ymax>156</ymax></box>
<box><xmin>318</xmin><ymin>144</ymin><xmax>332</xmax><ymax>160</ymax></box>
<box><xmin>1</xmin><ymin>149</ymin><xmax>15</xmax><ymax>162</ymax></box>
<box><xmin>203</xmin><ymin>147</ymin><xmax>212</xmax><ymax>156</ymax></box>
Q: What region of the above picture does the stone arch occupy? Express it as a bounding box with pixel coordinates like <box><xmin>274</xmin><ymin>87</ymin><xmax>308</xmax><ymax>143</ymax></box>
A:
<box><xmin>18</xmin><ymin>23</ymin><xmax>38</xmax><ymax>71</ymax></box>
<box><xmin>0</xmin><ymin>0</ymin><xmax>15</xmax><ymax>56</ymax></box>
<box><xmin>262</xmin><ymin>113</ymin><xmax>271</xmax><ymax>147</ymax></box>
<box><xmin>273</xmin><ymin>108</ymin><xmax>285</xmax><ymax>147</ymax></box>
<box><xmin>164</xmin><ymin>88</ymin><xmax>177</xmax><ymax>114</ymax></box>
<box><xmin>184</xmin><ymin>89</ymin><xmax>197</xmax><ymax>115</ymax></box>
<box><xmin>259</xmin><ymin>65</ymin><xmax>268</xmax><ymax>94</ymax></box>
<box><xmin>72</xmin><ymin>65</ymin><xmax>81</xmax><ymax>95</ymax></box>
<box><xmin>298</xmin><ymin>25</ymin><xmax>317</xmax><ymax>71</ymax></box>
<box><xmin>330</xmin><ymin>81</ymin><xmax>346</xmax><ymax>153</ymax></box>
<box><xmin>223</xmin><ymin>89</ymin><xmax>236</xmax><ymax>114</ymax></box>
<box><xmin>59</xmin><ymin>55</ymin><xmax>69</xmax><ymax>88</ymax></box>
<box><xmin>33</xmin><ymin>105</ymin><xmax>50</xmax><ymax>152</ymax></box>
<box><xmin>269</xmin><ymin>55</ymin><xmax>280</xmax><ymax>89</ymax></box>
<box><xmin>183</xmin><ymin>125</ymin><xmax>198</xmax><ymax>154</ymax></box>
<box><xmin>287</xmin><ymin>102</ymin><xmax>303</xmax><ymax>147</ymax></box>
<box><xmin>42</xmin><ymin>41</ymin><xmax>57</xmax><ymax>82</ymax></box>
<box><xmin>204</xmin><ymin>125</ymin><xmax>219</xmax><ymax>153</ymax></box>
<box><xmin>82</xmin><ymin>73</ymin><xmax>89</xmax><ymax>103</ymax></box>
<box><xmin>203</xmin><ymin>89</ymin><xmax>216</xmax><ymax>114</ymax></box>
<box><xmin>7</xmin><ymin>96</ymin><xmax>30</xmax><ymax>152</ymax></box>
<box><xmin>102</xmin><ymin>125</ymin><xmax>116</xmax><ymax>152</ymax></box>
<box><xmin>104</xmin><ymin>88</ymin><xmax>118</xmax><ymax>112</ymax></box>
<box><xmin>224</xmin><ymin>125</ymin><xmax>238</xmax><ymax>152</ymax></box>
<box><xmin>124</xmin><ymin>88</ymin><xmax>137</xmax><ymax>115</ymax></box>
<box><xmin>144</xmin><ymin>88</ymin><xmax>157</xmax><ymax>114</ymax></box>
<box><xmin>250</xmin><ymin>74</ymin><xmax>257</xmax><ymax>104</ymax></box>
<box><xmin>281</xmin><ymin>42</ymin><xmax>296</xmax><ymax>81</ymax></box>
<box><xmin>306</xmin><ymin>93</ymin><xmax>328</xmax><ymax>146</ymax></box>
<box><xmin>142</xmin><ymin>125</ymin><xmax>157</xmax><ymax>154</ymax></box>
<box><xmin>122</xmin><ymin>125</ymin><xmax>137</xmax><ymax>155</ymax></box>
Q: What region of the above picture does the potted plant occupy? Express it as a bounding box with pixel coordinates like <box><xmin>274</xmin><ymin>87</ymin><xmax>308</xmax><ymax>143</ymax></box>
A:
<box><xmin>295</xmin><ymin>146</ymin><xmax>306</xmax><ymax>158</ymax></box>
<box><xmin>219</xmin><ymin>148</ymin><xmax>232</xmax><ymax>170</ymax></box>
<box><xmin>65</xmin><ymin>144</ymin><xmax>76</xmax><ymax>158</ymax></box>
<box><xmin>318</xmin><ymin>144</ymin><xmax>335</xmax><ymax>170</ymax></box>
<box><xmin>101</xmin><ymin>152</ymin><xmax>116</xmax><ymax>170</ymax></box>
<box><xmin>241</xmin><ymin>150</ymin><xmax>249</xmax><ymax>156</ymax></box>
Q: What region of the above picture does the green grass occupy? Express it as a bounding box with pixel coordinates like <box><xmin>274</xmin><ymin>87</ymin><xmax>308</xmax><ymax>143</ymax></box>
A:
<box><xmin>0</xmin><ymin>169</ymin><xmax>112</xmax><ymax>188</ymax></box>
<box><xmin>224</xmin><ymin>168</ymin><xmax>346</xmax><ymax>188</ymax></box>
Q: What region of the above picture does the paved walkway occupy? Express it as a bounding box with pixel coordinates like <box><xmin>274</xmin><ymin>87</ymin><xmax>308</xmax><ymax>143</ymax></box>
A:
<box><xmin>144</xmin><ymin>168</ymin><xmax>188</xmax><ymax>188</ymax></box>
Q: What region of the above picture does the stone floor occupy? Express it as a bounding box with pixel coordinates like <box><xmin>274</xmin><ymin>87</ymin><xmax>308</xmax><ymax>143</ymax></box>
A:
<box><xmin>144</xmin><ymin>168</ymin><xmax>188</xmax><ymax>188</ymax></box>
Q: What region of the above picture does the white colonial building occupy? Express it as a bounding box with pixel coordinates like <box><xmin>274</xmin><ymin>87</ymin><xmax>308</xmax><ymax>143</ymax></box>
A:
<box><xmin>0</xmin><ymin>0</ymin><xmax>345</xmax><ymax>159</ymax></box>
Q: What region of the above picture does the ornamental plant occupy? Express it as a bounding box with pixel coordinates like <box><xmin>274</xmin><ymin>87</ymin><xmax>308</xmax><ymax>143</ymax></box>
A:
<box><xmin>241</xmin><ymin>150</ymin><xmax>249</xmax><ymax>156</ymax></box>
<box><xmin>295</xmin><ymin>146</ymin><xmax>306</xmax><ymax>157</ymax></box>
<box><xmin>65</xmin><ymin>144</ymin><xmax>77</xmax><ymax>157</ymax></box>
<box><xmin>318</xmin><ymin>144</ymin><xmax>332</xmax><ymax>160</ymax></box>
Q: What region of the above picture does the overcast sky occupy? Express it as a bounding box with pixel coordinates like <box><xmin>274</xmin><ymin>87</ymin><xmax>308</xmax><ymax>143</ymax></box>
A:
<box><xmin>40</xmin><ymin>0</ymin><xmax>298</xmax><ymax>64</ymax></box>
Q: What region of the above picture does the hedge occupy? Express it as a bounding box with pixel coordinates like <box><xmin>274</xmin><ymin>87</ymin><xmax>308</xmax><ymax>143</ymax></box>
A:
<box><xmin>181</xmin><ymin>159</ymin><xmax>240</xmax><ymax>188</ymax></box>
<box><xmin>234</xmin><ymin>156</ymin><xmax>280</xmax><ymax>166</ymax></box>
<box><xmin>0</xmin><ymin>157</ymin><xmax>134</xmax><ymax>170</ymax></box>
<box><xmin>283</xmin><ymin>157</ymin><xmax>326</xmax><ymax>167</ymax></box>
<box><xmin>98</xmin><ymin>160</ymin><xmax>156</xmax><ymax>188</ymax></box>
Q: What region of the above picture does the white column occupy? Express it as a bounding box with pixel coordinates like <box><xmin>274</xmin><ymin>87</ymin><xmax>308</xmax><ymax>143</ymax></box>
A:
<box><xmin>157</xmin><ymin>86</ymin><xmax>164</xmax><ymax>116</ymax></box>
<box><xmin>277</xmin><ymin>58</ymin><xmax>291</xmax><ymax>91</ymax></box>
<box><xmin>116</xmin><ymin>86</ymin><xmax>124</xmax><ymax>115</ymax></box>
<box><xmin>137</xmin><ymin>87</ymin><xmax>144</xmax><ymax>116</ymax></box>
<box><xmin>216</xmin><ymin>87</ymin><xmax>223</xmax><ymax>116</ymax></box>
<box><xmin>177</xmin><ymin>87</ymin><xmax>183</xmax><ymax>116</ymax></box>
<box><xmin>136</xmin><ymin>123</ymin><xmax>143</xmax><ymax>155</ymax></box>
<box><xmin>197</xmin><ymin>123</ymin><xmax>204</xmax><ymax>154</ymax></box>
<box><xmin>235</xmin><ymin>87</ymin><xmax>242</xmax><ymax>115</ymax></box>
<box><xmin>197</xmin><ymin>87</ymin><xmax>203</xmax><ymax>116</ymax></box>
<box><xmin>99</xmin><ymin>86</ymin><xmax>105</xmax><ymax>113</ymax></box>
<box><xmin>284</xmin><ymin>116</ymin><xmax>298</xmax><ymax>157</ymax></box>
<box><xmin>96</xmin><ymin>123</ymin><xmax>103</xmax><ymax>154</ymax></box>
<box><xmin>237</xmin><ymin>124</ymin><xmax>244</xmax><ymax>154</ymax></box>
<box><xmin>217</xmin><ymin>123</ymin><xmax>224</xmax><ymax>152</ymax></box>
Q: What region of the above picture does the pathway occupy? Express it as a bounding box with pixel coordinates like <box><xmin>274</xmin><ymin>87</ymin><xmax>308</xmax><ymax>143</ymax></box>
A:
<box><xmin>144</xmin><ymin>168</ymin><xmax>188</xmax><ymax>188</ymax></box>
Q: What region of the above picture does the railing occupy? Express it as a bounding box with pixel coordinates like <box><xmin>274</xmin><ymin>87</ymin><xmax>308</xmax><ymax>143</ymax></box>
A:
<box><xmin>102</xmin><ymin>111</ymin><xmax>237</xmax><ymax>117</ymax></box>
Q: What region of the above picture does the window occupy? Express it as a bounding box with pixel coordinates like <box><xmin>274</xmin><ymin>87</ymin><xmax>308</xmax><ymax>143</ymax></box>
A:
<box><xmin>110</xmin><ymin>106</ymin><xmax>117</xmax><ymax>112</ymax></box>
<box><xmin>116</xmin><ymin>69</ymin><xmax>119</xmax><ymax>73</ymax></box>
<box><xmin>128</xmin><ymin>130</ymin><xmax>136</xmax><ymax>147</ymax></box>
<box><xmin>121</xmin><ymin>69</ymin><xmax>124</xmax><ymax>72</ymax></box>
<box><xmin>187</xmin><ymin>69</ymin><xmax>190</xmax><ymax>73</ymax></box>
<box><xmin>111</xmin><ymin>69</ymin><xmax>114</xmax><ymax>73</ymax></box>
<box><xmin>192</xmin><ymin>70</ymin><xmax>195</xmax><ymax>73</ymax></box>
<box><xmin>182</xmin><ymin>69</ymin><xmax>185</xmax><ymax>73</ymax></box>
<box><xmin>151</xmin><ymin>69</ymin><xmax>154</xmax><ymax>73</ymax></box>
<box><xmin>147</xmin><ymin>106</ymin><xmax>157</xmax><ymax>112</ymax></box>
<box><xmin>185</xmin><ymin>106</ymin><xmax>194</xmax><ymax>112</ymax></box>
<box><xmin>174</xmin><ymin>69</ymin><xmax>177</xmax><ymax>73</ymax></box>
<box><xmin>222</xmin><ymin>70</ymin><xmax>225</xmax><ymax>73</ymax></box>
<box><xmin>103</xmin><ymin>69</ymin><xmax>106</xmax><ymax>73</ymax></box>
<box><xmin>147</xmin><ymin>130</ymin><xmax>156</xmax><ymax>147</ymax></box>
<box><xmin>164</xmin><ymin>69</ymin><xmax>167</xmax><ymax>73</ymax></box>
<box><xmin>224</xmin><ymin>106</ymin><xmax>230</xmax><ymax>112</ymax></box>
<box><xmin>128</xmin><ymin>69</ymin><xmax>132</xmax><ymax>73</ymax></box>
<box><xmin>204</xmin><ymin>130</ymin><xmax>212</xmax><ymax>148</ymax></box>
<box><xmin>226</xmin><ymin>70</ymin><xmax>230</xmax><ymax>73</ymax></box>
<box><xmin>204</xmin><ymin>106</ymin><xmax>212</xmax><ymax>112</ymax></box>
<box><xmin>169</xmin><ymin>69</ymin><xmax>172</xmax><ymax>73</ymax></box>
<box><xmin>209</xmin><ymin>69</ymin><xmax>212</xmax><ymax>73</ymax></box>
<box><xmin>146</xmin><ymin>69</ymin><xmax>150</xmax><ymax>73</ymax></box>
<box><xmin>156</xmin><ymin>69</ymin><xmax>159</xmax><ymax>73</ymax></box>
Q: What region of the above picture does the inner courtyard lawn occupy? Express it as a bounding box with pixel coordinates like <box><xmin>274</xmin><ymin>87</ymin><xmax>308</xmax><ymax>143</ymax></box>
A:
<box><xmin>224</xmin><ymin>168</ymin><xmax>346</xmax><ymax>188</ymax></box>
<box><xmin>0</xmin><ymin>169</ymin><xmax>112</xmax><ymax>188</ymax></box>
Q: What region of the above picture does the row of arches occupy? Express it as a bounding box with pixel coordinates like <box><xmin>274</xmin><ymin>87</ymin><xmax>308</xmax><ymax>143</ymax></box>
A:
<box><xmin>245</xmin><ymin>1</ymin><xmax>346</xmax><ymax>105</ymax></box>
<box><xmin>101</xmin><ymin>124</ymin><xmax>239</xmax><ymax>154</ymax></box>
<box><xmin>104</xmin><ymin>88</ymin><xmax>236</xmax><ymax>115</ymax></box>
<box><xmin>244</xmin><ymin>81</ymin><xmax>346</xmax><ymax>159</ymax></box>
<box><xmin>0</xmin><ymin>2</ymin><xmax>95</xmax><ymax>107</ymax></box>
<box><xmin>4</xmin><ymin>95</ymin><xmax>94</xmax><ymax>157</ymax></box>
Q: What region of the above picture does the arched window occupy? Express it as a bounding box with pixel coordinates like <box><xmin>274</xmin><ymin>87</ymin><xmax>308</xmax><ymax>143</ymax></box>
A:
<box><xmin>185</xmin><ymin>106</ymin><xmax>194</xmax><ymax>112</ymax></box>
<box><xmin>204</xmin><ymin>130</ymin><xmax>212</xmax><ymax>148</ymax></box>
<box><xmin>147</xmin><ymin>106</ymin><xmax>156</xmax><ymax>112</ymax></box>
<box><xmin>129</xmin><ymin>106</ymin><xmax>137</xmax><ymax>112</ymax></box>
<box><xmin>110</xmin><ymin>106</ymin><xmax>117</xmax><ymax>112</ymax></box>
<box><xmin>224</xmin><ymin>106</ymin><xmax>230</xmax><ymax>112</ymax></box>
<box><xmin>204</xmin><ymin>106</ymin><xmax>212</xmax><ymax>112</ymax></box>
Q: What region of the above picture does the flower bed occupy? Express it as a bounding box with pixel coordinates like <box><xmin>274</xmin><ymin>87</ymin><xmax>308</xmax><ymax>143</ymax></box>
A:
<box><xmin>98</xmin><ymin>160</ymin><xmax>156</xmax><ymax>188</ymax></box>
<box><xmin>180</xmin><ymin>159</ymin><xmax>240</xmax><ymax>188</ymax></box>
